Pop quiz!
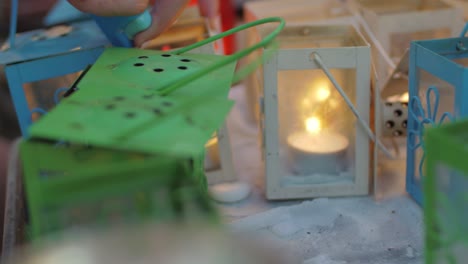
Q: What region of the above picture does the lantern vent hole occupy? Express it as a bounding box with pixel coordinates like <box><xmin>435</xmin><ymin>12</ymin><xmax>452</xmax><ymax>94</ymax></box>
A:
<box><xmin>105</xmin><ymin>104</ymin><xmax>116</xmax><ymax>110</ymax></box>
<box><xmin>394</xmin><ymin>109</ymin><xmax>403</xmax><ymax>117</ymax></box>
<box><xmin>125</xmin><ymin>112</ymin><xmax>136</xmax><ymax>119</ymax></box>
<box><xmin>134</xmin><ymin>63</ymin><xmax>144</xmax><ymax>67</ymax></box>
<box><xmin>178</xmin><ymin>66</ymin><xmax>188</xmax><ymax>70</ymax></box>
<box><xmin>153</xmin><ymin>68</ymin><xmax>164</xmax><ymax>72</ymax></box>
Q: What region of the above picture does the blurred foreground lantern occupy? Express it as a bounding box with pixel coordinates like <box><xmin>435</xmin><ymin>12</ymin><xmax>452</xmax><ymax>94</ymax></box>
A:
<box><xmin>406</xmin><ymin>27</ymin><xmax>468</xmax><ymax>205</ymax></box>
<box><xmin>261</xmin><ymin>24</ymin><xmax>372</xmax><ymax>199</ymax></box>
<box><xmin>425</xmin><ymin>119</ymin><xmax>468</xmax><ymax>264</ymax></box>
<box><xmin>351</xmin><ymin>0</ymin><xmax>464</xmax><ymax>90</ymax></box>
<box><xmin>243</xmin><ymin>0</ymin><xmax>355</xmax><ymax>123</ymax></box>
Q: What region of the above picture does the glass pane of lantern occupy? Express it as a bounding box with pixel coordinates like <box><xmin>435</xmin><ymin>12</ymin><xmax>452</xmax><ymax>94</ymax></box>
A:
<box><xmin>411</xmin><ymin>69</ymin><xmax>455</xmax><ymax>182</ymax></box>
<box><xmin>433</xmin><ymin>163</ymin><xmax>468</xmax><ymax>263</ymax></box>
<box><xmin>277</xmin><ymin>68</ymin><xmax>356</xmax><ymax>185</ymax></box>
<box><xmin>390</xmin><ymin>28</ymin><xmax>451</xmax><ymax>61</ymax></box>
<box><xmin>23</xmin><ymin>72</ymin><xmax>82</xmax><ymax>122</ymax></box>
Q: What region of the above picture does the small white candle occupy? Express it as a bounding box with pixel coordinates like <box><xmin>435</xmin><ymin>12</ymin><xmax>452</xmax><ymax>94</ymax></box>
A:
<box><xmin>287</xmin><ymin>131</ymin><xmax>349</xmax><ymax>175</ymax></box>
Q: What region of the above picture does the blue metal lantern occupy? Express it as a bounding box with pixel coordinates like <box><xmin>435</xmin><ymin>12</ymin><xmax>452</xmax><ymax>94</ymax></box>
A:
<box><xmin>0</xmin><ymin>0</ymin><xmax>150</xmax><ymax>136</ymax></box>
<box><xmin>0</xmin><ymin>0</ymin><xmax>109</xmax><ymax>136</ymax></box>
<box><xmin>406</xmin><ymin>24</ymin><xmax>468</xmax><ymax>205</ymax></box>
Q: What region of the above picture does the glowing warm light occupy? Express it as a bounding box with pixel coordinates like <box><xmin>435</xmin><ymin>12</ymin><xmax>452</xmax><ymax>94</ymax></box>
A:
<box><xmin>316</xmin><ymin>86</ymin><xmax>331</xmax><ymax>101</ymax></box>
<box><xmin>305</xmin><ymin>117</ymin><xmax>321</xmax><ymax>134</ymax></box>
<box><xmin>400</xmin><ymin>92</ymin><xmax>409</xmax><ymax>102</ymax></box>
<box><xmin>302</xmin><ymin>98</ymin><xmax>311</xmax><ymax>107</ymax></box>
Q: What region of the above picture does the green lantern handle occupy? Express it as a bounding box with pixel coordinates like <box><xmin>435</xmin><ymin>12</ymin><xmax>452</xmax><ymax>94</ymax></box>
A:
<box><xmin>157</xmin><ymin>17</ymin><xmax>286</xmax><ymax>95</ymax></box>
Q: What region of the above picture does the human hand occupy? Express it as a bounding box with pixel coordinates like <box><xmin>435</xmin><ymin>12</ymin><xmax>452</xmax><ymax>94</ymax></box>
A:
<box><xmin>67</xmin><ymin>0</ymin><xmax>219</xmax><ymax>47</ymax></box>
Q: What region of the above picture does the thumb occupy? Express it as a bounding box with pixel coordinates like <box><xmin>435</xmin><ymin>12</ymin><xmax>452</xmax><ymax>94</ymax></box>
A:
<box><xmin>134</xmin><ymin>0</ymin><xmax>190</xmax><ymax>47</ymax></box>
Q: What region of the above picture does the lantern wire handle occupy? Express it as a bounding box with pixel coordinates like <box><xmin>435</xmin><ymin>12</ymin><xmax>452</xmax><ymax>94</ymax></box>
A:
<box><xmin>312</xmin><ymin>52</ymin><xmax>395</xmax><ymax>159</ymax></box>
<box><xmin>7</xmin><ymin>0</ymin><xmax>18</xmax><ymax>49</ymax></box>
<box><xmin>353</xmin><ymin>12</ymin><xmax>396</xmax><ymax>73</ymax></box>
<box><xmin>459</xmin><ymin>22</ymin><xmax>468</xmax><ymax>38</ymax></box>
<box><xmin>156</xmin><ymin>17</ymin><xmax>286</xmax><ymax>95</ymax></box>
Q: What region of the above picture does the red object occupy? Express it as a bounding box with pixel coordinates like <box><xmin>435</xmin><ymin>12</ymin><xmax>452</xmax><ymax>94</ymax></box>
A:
<box><xmin>220</xmin><ymin>0</ymin><xmax>236</xmax><ymax>55</ymax></box>
<box><xmin>187</xmin><ymin>0</ymin><xmax>236</xmax><ymax>55</ymax></box>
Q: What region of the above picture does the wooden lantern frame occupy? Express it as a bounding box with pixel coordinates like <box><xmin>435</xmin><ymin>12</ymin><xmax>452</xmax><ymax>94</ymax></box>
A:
<box><xmin>243</xmin><ymin>0</ymin><xmax>356</xmax><ymax>124</ymax></box>
<box><xmin>351</xmin><ymin>0</ymin><xmax>464</xmax><ymax>90</ymax></box>
<box><xmin>261</xmin><ymin>24</ymin><xmax>372</xmax><ymax>200</ymax></box>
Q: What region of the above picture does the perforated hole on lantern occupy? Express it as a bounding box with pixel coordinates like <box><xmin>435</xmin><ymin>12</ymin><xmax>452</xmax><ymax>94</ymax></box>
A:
<box><xmin>153</xmin><ymin>68</ymin><xmax>164</xmax><ymax>72</ymax></box>
<box><xmin>161</xmin><ymin>54</ymin><xmax>171</xmax><ymax>57</ymax></box>
<box><xmin>134</xmin><ymin>63</ymin><xmax>144</xmax><ymax>67</ymax></box>
<box><xmin>402</xmin><ymin>120</ymin><xmax>407</xmax><ymax>128</ymax></box>
<box><xmin>393</xmin><ymin>130</ymin><xmax>403</xmax><ymax>137</ymax></box>
<box><xmin>105</xmin><ymin>104</ymin><xmax>116</xmax><ymax>110</ymax></box>
<box><xmin>386</xmin><ymin>120</ymin><xmax>395</xmax><ymax>128</ymax></box>
<box><xmin>124</xmin><ymin>112</ymin><xmax>136</xmax><ymax>119</ymax></box>
<box><xmin>178</xmin><ymin>66</ymin><xmax>188</xmax><ymax>70</ymax></box>
<box><xmin>394</xmin><ymin>109</ymin><xmax>403</xmax><ymax>117</ymax></box>
<box><xmin>162</xmin><ymin>101</ymin><xmax>173</xmax><ymax>107</ymax></box>
<box><xmin>180</xmin><ymin>59</ymin><xmax>191</xmax><ymax>62</ymax></box>
<box><xmin>70</xmin><ymin>122</ymin><xmax>84</xmax><ymax>130</ymax></box>
<box><xmin>185</xmin><ymin>116</ymin><xmax>194</xmax><ymax>125</ymax></box>
<box><xmin>153</xmin><ymin>108</ymin><xmax>162</xmax><ymax>115</ymax></box>
<box><xmin>138</xmin><ymin>56</ymin><xmax>149</xmax><ymax>59</ymax></box>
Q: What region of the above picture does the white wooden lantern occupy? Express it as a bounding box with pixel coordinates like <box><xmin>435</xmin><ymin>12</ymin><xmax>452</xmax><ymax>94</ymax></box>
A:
<box><xmin>442</xmin><ymin>0</ymin><xmax>468</xmax><ymax>20</ymax></box>
<box><xmin>351</xmin><ymin>0</ymin><xmax>464</xmax><ymax>90</ymax></box>
<box><xmin>243</xmin><ymin>0</ymin><xmax>355</xmax><ymax>124</ymax></box>
<box><xmin>261</xmin><ymin>24</ymin><xmax>371</xmax><ymax>200</ymax></box>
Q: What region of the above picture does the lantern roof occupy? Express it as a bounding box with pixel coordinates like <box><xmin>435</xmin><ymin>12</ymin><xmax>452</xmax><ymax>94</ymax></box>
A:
<box><xmin>380</xmin><ymin>49</ymin><xmax>409</xmax><ymax>99</ymax></box>
<box><xmin>28</xmin><ymin>47</ymin><xmax>236</xmax><ymax>157</ymax></box>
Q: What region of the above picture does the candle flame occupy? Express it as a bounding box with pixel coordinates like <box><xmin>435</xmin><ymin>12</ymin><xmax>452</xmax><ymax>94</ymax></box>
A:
<box><xmin>305</xmin><ymin>117</ymin><xmax>321</xmax><ymax>134</ymax></box>
<box><xmin>400</xmin><ymin>92</ymin><xmax>409</xmax><ymax>102</ymax></box>
<box><xmin>316</xmin><ymin>86</ymin><xmax>331</xmax><ymax>102</ymax></box>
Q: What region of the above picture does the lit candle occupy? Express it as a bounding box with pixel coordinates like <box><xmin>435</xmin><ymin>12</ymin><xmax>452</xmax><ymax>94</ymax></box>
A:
<box><xmin>287</xmin><ymin>117</ymin><xmax>349</xmax><ymax>175</ymax></box>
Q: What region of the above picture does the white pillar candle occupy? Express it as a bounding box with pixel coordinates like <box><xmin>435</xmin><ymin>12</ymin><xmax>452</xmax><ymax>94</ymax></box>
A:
<box><xmin>287</xmin><ymin>131</ymin><xmax>349</xmax><ymax>175</ymax></box>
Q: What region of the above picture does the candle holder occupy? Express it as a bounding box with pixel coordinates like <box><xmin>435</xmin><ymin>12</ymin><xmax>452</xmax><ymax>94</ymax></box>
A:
<box><xmin>261</xmin><ymin>24</ymin><xmax>372</xmax><ymax>199</ymax></box>
<box><xmin>350</xmin><ymin>0</ymin><xmax>464</xmax><ymax>91</ymax></box>
<box><xmin>243</xmin><ymin>0</ymin><xmax>355</xmax><ymax>124</ymax></box>
<box><xmin>425</xmin><ymin>119</ymin><xmax>468</xmax><ymax>264</ymax></box>
<box><xmin>406</xmin><ymin>25</ymin><xmax>468</xmax><ymax>205</ymax></box>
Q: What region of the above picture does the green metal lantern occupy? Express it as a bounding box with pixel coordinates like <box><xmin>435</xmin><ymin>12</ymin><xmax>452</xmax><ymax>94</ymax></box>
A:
<box><xmin>19</xmin><ymin>17</ymin><xmax>286</xmax><ymax>239</ymax></box>
<box><xmin>425</xmin><ymin>119</ymin><xmax>468</xmax><ymax>264</ymax></box>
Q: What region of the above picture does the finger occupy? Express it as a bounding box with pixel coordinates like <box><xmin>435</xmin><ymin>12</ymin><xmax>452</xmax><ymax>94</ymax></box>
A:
<box><xmin>198</xmin><ymin>0</ymin><xmax>219</xmax><ymax>18</ymax></box>
<box><xmin>135</xmin><ymin>0</ymin><xmax>190</xmax><ymax>47</ymax></box>
<box><xmin>67</xmin><ymin>0</ymin><xmax>150</xmax><ymax>16</ymax></box>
